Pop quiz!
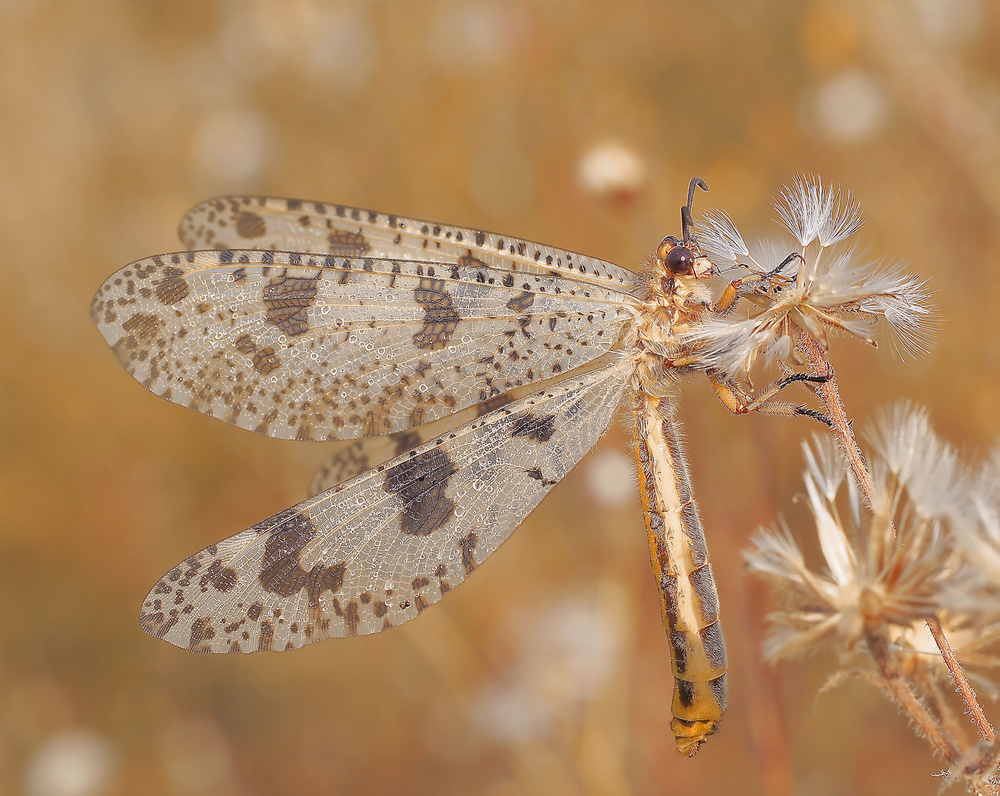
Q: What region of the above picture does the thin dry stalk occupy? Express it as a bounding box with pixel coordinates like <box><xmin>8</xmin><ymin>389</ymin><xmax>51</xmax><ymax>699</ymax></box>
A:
<box><xmin>798</xmin><ymin>334</ymin><xmax>874</xmax><ymax>503</ymax></box>
<box><xmin>927</xmin><ymin>616</ymin><xmax>998</xmax><ymax>745</ymax></box>
<box><xmin>917</xmin><ymin>667</ymin><xmax>971</xmax><ymax>750</ymax></box>
<box><xmin>865</xmin><ymin>628</ymin><xmax>961</xmax><ymax>763</ymax></box>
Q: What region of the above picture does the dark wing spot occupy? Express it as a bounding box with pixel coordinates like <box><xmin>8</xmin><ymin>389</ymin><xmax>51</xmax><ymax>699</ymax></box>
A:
<box><xmin>382</xmin><ymin>448</ymin><xmax>457</xmax><ymax>536</ymax></box>
<box><xmin>236</xmin><ymin>210</ymin><xmax>267</xmax><ymax>238</ymax></box>
<box><xmin>201</xmin><ymin>560</ymin><xmax>238</xmax><ymax>592</ymax></box>
<box><xmin>412</xmin><ymin>278</ymin><xmax>459</xmax><ymax>350</ymax></box>
<box><xmin>474</xmin><ymin>393</ymin><xmax>514</xmax><ymax>417</ymax></box>
<box><xmin>391</xmin><ymin>430</ymin><xmax>422</xmax><ymax>457</ymax></box>
<box><xmin>459</xmin><ymin>532</ymin><xmax>478</xmax><ymax>576</ymax></box>
<box><xmin>511</xmin><ymin>412</ymin><xmax>556</xmax><ymax>443</ymax></box>
<box><xmin>233</xmin><ymin>333</ymin><xmax>253</xmax><ymax>354</ymax></box>
<box><xmin>140</xmin><ymin>605</ymin><xmax>180</xmax><ymax>638</ymax></box>
<box><xmin>250</xmin><ymin>346</ymin><xmax>280</xmax><ymax>376</ymax></box>
<box><xmin>256</xmin><ymin>509</ymin><xmax>347</xmax><ymax>606</ymax></box>
<box><xmin>506</xmin><ymin>291</ymin><xmax>534</xmax><ymax>313</ymax></box>
<box><xmin>344</xmin><ymin>601</ymin><xmax>360</xmax><ymax>636</ymax></box>
<box><xmin>264</xmin><ymin>276</ymin><xmax>319</xmax><ymax>336</ymax></box>
<box><xmin>526</xmin><ymin>467</ymin><xmax>557</xmax><ymax>487</ymax></box>
<box><xmin>155</xmin><ymin>266</ymin><xmax>190</xmax><ymax>305</ymax></box>
<box><xmin>328</xmin><ymin>230</ymin><xmax>371</xmax><ymax>255</ymax></box>
<box><xmin>258</xmin><ymin>621</ymin><xmax>275</xmax><ymax>651</ymax></box>
<box><xmin>234</xmin><ymin>334</ymin><xmax>281</xmax><ymax>376</ymax></box>
<box><xmin>173</xmin><ymin>557</ymin><xmax>201</xmax><ymax>587</ymax></box>
<box><xmin>188</xmin><ymin>617</ymin><xmax>216</xmax><ymax>653</ymax></box>
<box><xmin>458</xmin><ymin>251</ymin><xmax>488</xmax><ymax>269</ymax></box>
<box><xmin>111</xmin><ymin>313</ymin><xmax>164</xmax><ymax>368</ymax></box>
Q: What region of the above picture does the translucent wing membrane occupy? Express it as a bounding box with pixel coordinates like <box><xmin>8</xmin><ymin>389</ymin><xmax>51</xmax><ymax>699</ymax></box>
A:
<box><xmin>179</xmin><ymin>196</ymin><xmax>642</xmax><ymax>293</ymax></box>
<box><xmin>91</xmin><ymin>249</ymin><xmax>634</xmax><ymax>441</ymax></box>
<box><xmin>139</xmin><ymin>358</ymin><xmax>630</xmax><ymax>652</ymax></box>
<box><xmin>309</xmin><ymin>386</ymin><xmax>539</xmax><ymax>493</ymax></box>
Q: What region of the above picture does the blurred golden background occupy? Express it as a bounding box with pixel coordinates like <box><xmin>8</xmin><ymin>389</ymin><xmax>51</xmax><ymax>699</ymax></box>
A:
<box><xmin>3</xmin><ymin>1</ymin><xmax>1000</xmax><ymax>794</ymax></box>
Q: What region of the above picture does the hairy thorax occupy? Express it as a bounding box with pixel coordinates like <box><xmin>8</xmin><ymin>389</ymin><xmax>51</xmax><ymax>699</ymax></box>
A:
<box><xmin>628</xmin><ymin>268</ymin><xmax>713</xmax><ymax>398</ymax></box>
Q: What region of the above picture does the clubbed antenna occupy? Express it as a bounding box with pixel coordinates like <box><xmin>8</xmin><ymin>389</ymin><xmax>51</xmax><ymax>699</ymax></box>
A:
<box><xmin>682</xmin><ymin>177</ymin><xmax>709</xmax><ymax>246</ymax></box>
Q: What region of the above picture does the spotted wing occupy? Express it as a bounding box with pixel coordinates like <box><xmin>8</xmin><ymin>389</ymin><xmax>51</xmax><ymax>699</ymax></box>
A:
<box><xmin>140</xmin><ymin>358</ymin><xmax>630</xmax><ymax>652</ymax></box>
<box><xmin>91</xmin><ymin>249</ymin><xmax>633</xmax><ymax>441</ymax></box>
<box><xmin>179</xmin><ymin>196</ymin><xmax>641</xmax><ymax>294</ymax></box>
<box><xmin>308</xmin><ymin>387</ymin><xmax>536</xmax><ymax>493</ymax></box>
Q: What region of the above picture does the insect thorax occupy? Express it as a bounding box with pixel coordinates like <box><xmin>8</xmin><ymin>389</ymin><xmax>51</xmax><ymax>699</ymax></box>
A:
<box><xmin>628</xmin><ymin>267</ymin><xmax>714</xmax><ymax>397</ymax></box>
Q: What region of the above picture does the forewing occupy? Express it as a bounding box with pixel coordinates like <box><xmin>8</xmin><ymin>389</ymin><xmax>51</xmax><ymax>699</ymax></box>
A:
<box><xmin>91</xmin><ymin>249</ymin><xmax>633</xmax><ymax>441</ymax></box>
<box><xmin>140</xmin><ymin>359</ymin><xmax>630</xmax><ymax>652</ymax></box>
<box><xmin>179</xmin><ymin>196</ymin><xmax>641</xmax><ymax>294</ymax></box>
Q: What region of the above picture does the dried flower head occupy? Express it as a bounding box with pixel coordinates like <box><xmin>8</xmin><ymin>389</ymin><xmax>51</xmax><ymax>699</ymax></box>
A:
<box><xmin>688</xmin><ymin>176</ymin><xmax>935</xmax><ymax>377</ymax></box>
<box><xmin>745</xmin><ymin>404</ymin><xmax>996</xmax><ymax>663</ymax></box>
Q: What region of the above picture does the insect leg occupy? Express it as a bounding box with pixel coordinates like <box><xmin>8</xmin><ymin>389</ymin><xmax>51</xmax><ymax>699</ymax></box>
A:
<box><xmin>709</xmin><ymin>372</ymin><xmax>832</xmax><ymax>426</ymax></box>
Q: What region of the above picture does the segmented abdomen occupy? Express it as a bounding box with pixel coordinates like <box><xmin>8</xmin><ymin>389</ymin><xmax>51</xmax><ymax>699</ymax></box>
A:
<box><xmin>632</xmin><ymin>389</ymin><xmax>727</xmax><ymax>756</ymax></box>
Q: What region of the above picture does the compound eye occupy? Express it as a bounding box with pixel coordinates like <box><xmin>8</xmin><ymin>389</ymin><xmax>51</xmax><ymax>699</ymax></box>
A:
<box><xmin>655</xmin><ymin>236</ymin><xmax>680</xmax><ymax>261</ymax></box>
<box><xmin>664</xmin><ymin>245</ymin><xmax>695</xmax><ymax>275</ymax></box>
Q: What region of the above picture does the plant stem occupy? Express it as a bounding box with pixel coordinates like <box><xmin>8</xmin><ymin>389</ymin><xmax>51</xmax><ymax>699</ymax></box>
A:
<box><xmin>798</xmin><ymin>334</ymin><xmax>875</xmax><ymax>503</ymax></box>
<box><xmin>927</xmin><ymin>615</ymin><xmax>997</xmax><ymax>744</ymax></box>
<box><xmin>866</xmin><ymin>628</ymin><xmax>960</xmax><ymax>763</ymax></box>
<box><xmin>919</xmin><ymin>668</ymin><xmax>970</xmax><ymax>748</ymax></box>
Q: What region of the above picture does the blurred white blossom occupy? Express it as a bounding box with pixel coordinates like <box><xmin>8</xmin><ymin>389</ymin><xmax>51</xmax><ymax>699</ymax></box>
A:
<box><xmin>577</xmin><ymin>141</ymin><xmax>647</xmax><ymax>200</ymax></box>
<box><xmin>472</xmin><ymin>593</ymin><xmax>624</xmax><ymax>742</ymax></box>
<box><xmin>808</xmin><ymin>68</ymin><xmax>889</xmax><ymax>144</ymax></box>
<box><xmin>25</xmin><ymin>731</ymin><xmax>115</xmax><ymax>796</ymax></box>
